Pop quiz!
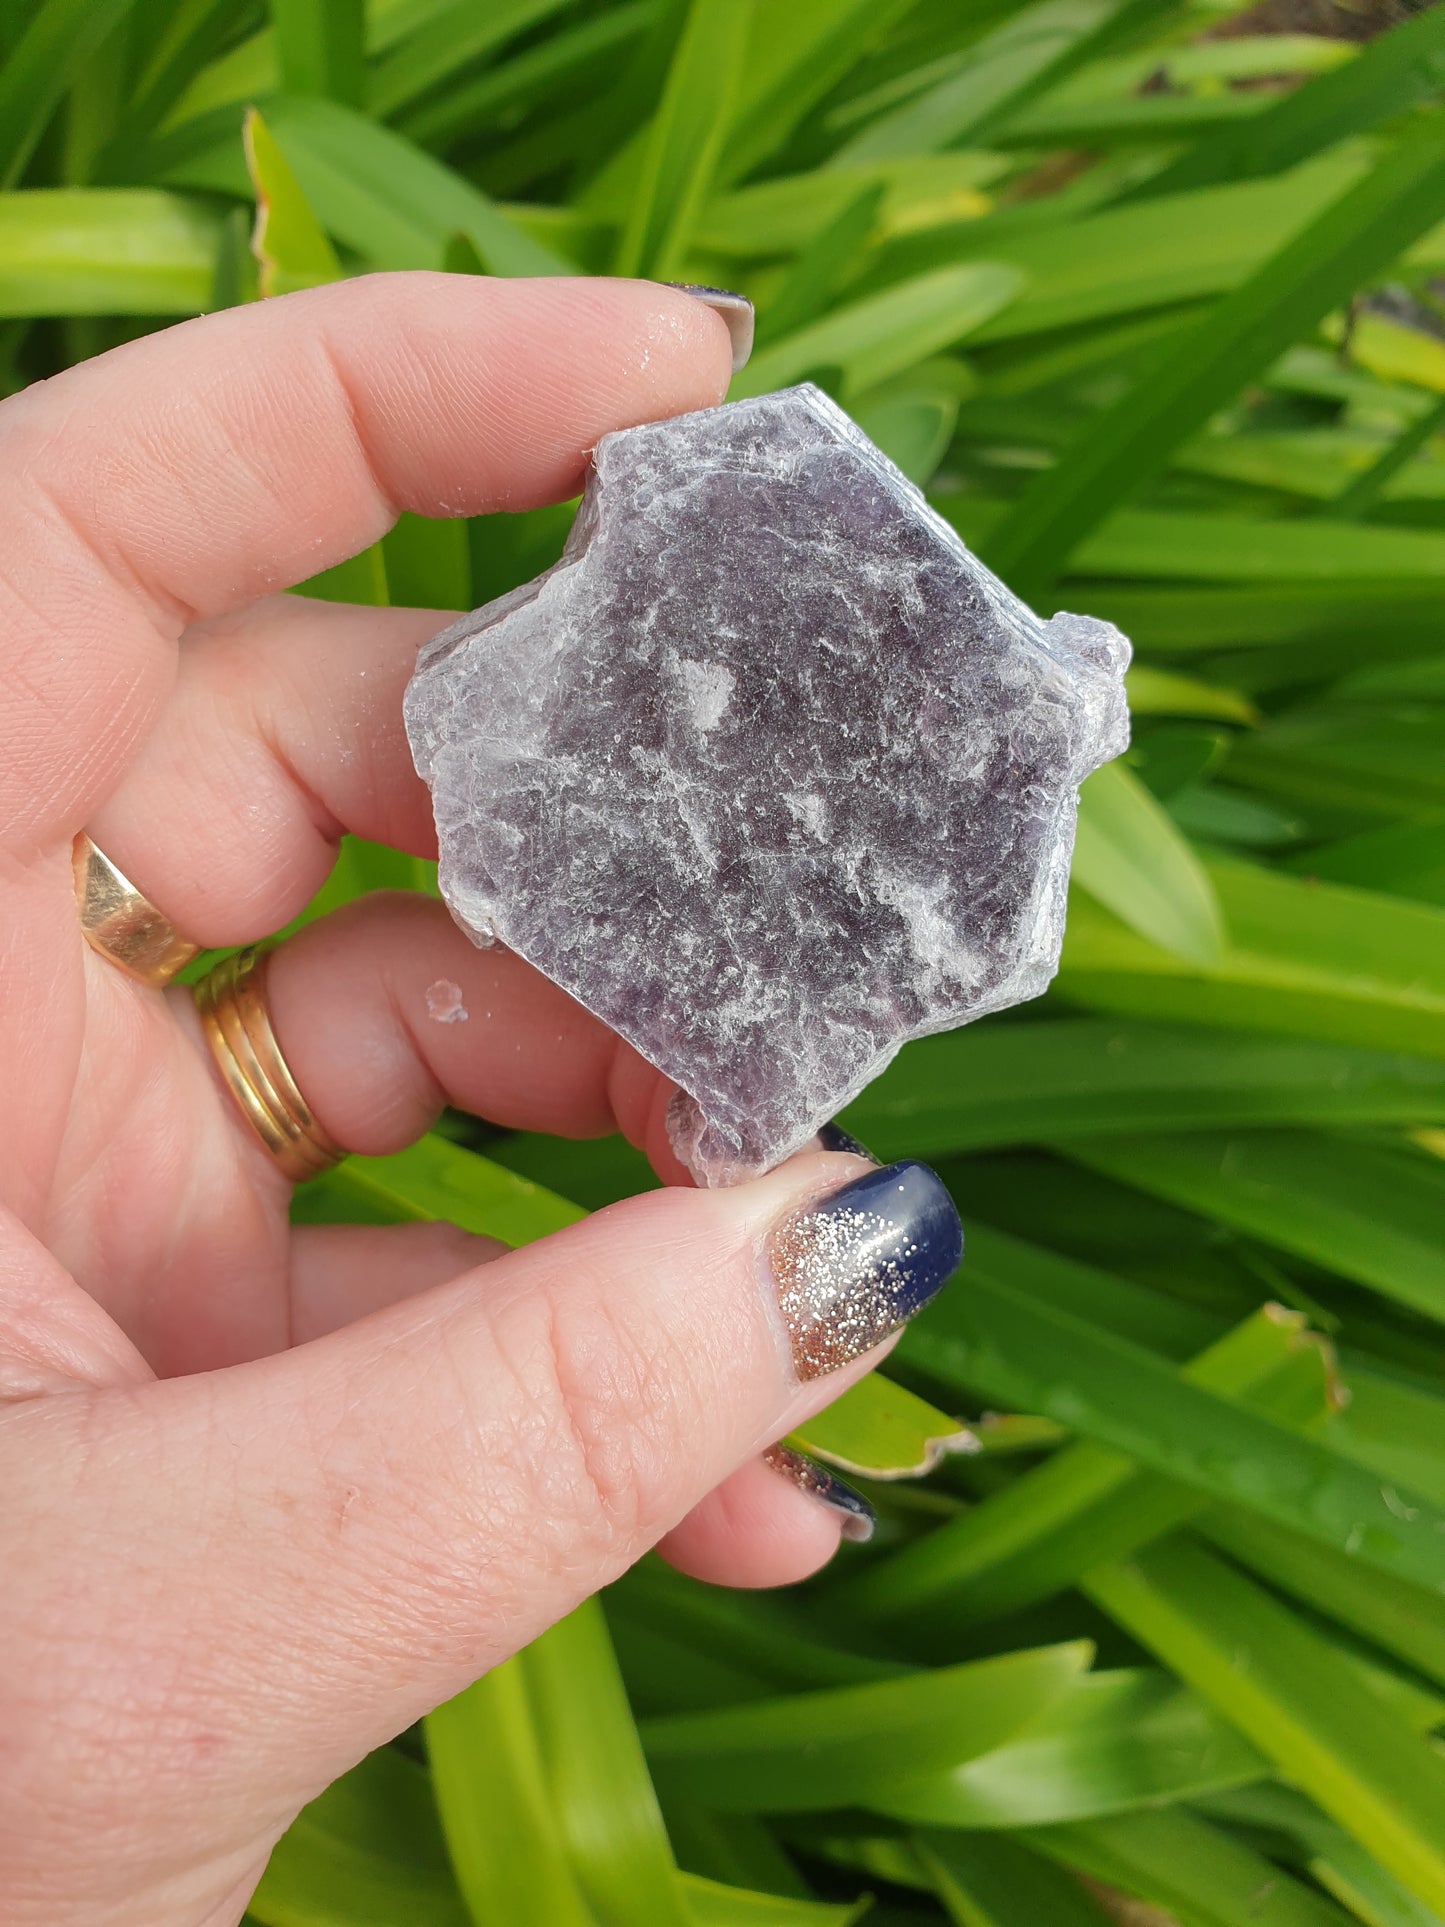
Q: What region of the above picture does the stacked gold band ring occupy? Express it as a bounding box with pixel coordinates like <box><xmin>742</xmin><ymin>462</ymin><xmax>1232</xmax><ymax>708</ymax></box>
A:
<box><xmin>72</xmin><ymin>834</ymin><xmax>341</xmax><ymax>1184</ymax></box>
<box><xmin>193</xmin><ymin>947</ymin><xmax>345</xmax><ymax>1183</ymax></box>
<box><xmin>72</xmin><ymin>832</ymin><xmax>200</xmax><ymax>988</ymax></box>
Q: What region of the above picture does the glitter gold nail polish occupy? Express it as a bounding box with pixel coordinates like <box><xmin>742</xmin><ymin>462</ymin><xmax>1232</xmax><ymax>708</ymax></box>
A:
<box><xmin>769</xmin><ymin>1162</ymin><xmax>962</xmax><ymax>1380</ymax></box>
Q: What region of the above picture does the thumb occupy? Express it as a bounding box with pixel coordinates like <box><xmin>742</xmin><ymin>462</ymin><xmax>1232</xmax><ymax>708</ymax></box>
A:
<box><xmin>44</xmin><ymin>1150</ymin><xmax>960</xmax><ymax>1840</ymax></box>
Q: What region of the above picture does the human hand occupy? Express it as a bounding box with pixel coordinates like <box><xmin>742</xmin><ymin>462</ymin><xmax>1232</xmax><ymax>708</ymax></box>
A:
<box><xmin>0</xmin><ymin>275</ymin><xmax>961</xmax><ymax>1926</ymax></box>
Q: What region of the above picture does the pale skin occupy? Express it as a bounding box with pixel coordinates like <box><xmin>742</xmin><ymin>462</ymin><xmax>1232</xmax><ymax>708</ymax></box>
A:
<box><xmin>0</xmin><ymin>275</ymin><xmax>887</xmax><ymax>1926</ymax></box>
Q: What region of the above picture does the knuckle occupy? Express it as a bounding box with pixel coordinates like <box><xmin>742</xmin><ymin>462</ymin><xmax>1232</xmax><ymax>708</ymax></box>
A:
<box><xmin>472</xmin><ymin>1266</ymin><xmax>697</xmax><ymax>1579</ymax></box>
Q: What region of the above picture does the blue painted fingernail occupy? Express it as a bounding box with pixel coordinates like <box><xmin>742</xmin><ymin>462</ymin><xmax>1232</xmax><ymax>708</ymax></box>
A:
<box><xmin>660</xmin><ymin>282</ymin><xmax>755</xmax><ymax>372</ymax></box>
<box><xmin>815</xmin><ymin>1120</ymin><xmax>877</xmax><ymax>1162</ymax></box>
<box><xmin>763</xmin><ymin>1444</ymin><xmax>876</xmax><ymax>1543</ymax></box>
<box><xmin>769</xmin><ymin>1162</ymin><xmax>963</xmax><ymax>1381</ymax></box>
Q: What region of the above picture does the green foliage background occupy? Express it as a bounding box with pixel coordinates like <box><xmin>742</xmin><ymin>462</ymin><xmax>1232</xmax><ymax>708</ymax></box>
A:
<box><xmin>5</xmin><ymin>0</ymin><xmax>1445</xmax><ymax>1920</ymax></box>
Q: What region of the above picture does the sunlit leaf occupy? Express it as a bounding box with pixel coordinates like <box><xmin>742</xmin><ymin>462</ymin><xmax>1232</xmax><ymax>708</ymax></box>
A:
<box><xmin>731</xmin><ymin>262</ymin><xmax>1021</xmax><ymax>399</ymax></box>
<box><xmin>243</xmin><ymin>106</ymin><xmax>341</xmax><ymax>297</ymax></box>
<box><xmin>789</xmin><ymin>1372</ymin><xmax>976</xmax><ymax>1479</ymax></box>
<box><xmin>1072</xmin><ymin>761</ymin><xmax>1225</xmax><ymax>967</ymax></box>
<box><xmin>0</xmin><ymin>188</ymin><xmax>219</xmax><ymax>316</ymax></box>
<box><xmin>1087</xmin><ymin>1539</ymin><xmax>1445</xmax><ymax>1911</ymax></box>
<box><xmin>986</xmin><ymin>116</ymin><xmax>1445</xmax><ymax>596</ymax></box>
<box><xmin>641</xmin><ymin>1643</ymin><xmax>1091</xmax><ymax>1811</ymax></box>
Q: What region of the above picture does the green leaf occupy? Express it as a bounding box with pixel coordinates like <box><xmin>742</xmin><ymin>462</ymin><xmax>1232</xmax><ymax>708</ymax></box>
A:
<box><xmin>427</xmin><ymin>1651</ymin><xmax>596</xmax><ymax>1927</ymax></box>
<box><xmin>0</xmin><ymin>0</ymin><xmax>137</xmax><ymax>189</ymax></box>
<box><xmin>893</xmin><ymin>1243</ymin><xmax>1445</xmax><ymax>1592</ymax></box>
<box><xmin>291</xmin><ymin>543</ymin><xmax>388</xmax><ymax>605</ymax></box>
<box><xmin>1065</xmin><ymin>1131</ymin><xmax>1445</xmax><ymax>1328</ymax></box>
<box><xmin>1202</xmin><ymin>1506</ymin><xmax>1445</xmax><ymax>1696</ymax></box>
<box><xmin>833</xmin><ymin>0</ymin><xmax>1173</xmax><ymax>165</ymax></box>
<box><xmin>720</xmin><ymin>0</ymin><xmax>908</xmax><ymax>187</ymax></box>
<box><xmin>839</xmin><ymin>1019</ymin><xmax>1445</xmax><ymax>1164</ymax></box>
<box><xmin>915</xmin><ymin>1831</ymin><xmax>1114</xmax><ymax>1927</ymax></box>
<box><xmin>788</xmin><ymin>1371</ymin><xmax>975</xmax><ymax>1479</ymax></box>
<box><xmin>757</xmin><ymin>181</ymin><xmax>883</xmax><ymax>345</ymax></box>
<box><xmin>243</xmin><ymin>105</ymin><xmax>342</xmax><ymax>296</ymax></box>
<box><xmin>984</xmin><ymin>115</ymin><xmax>1445</xmax><ymax>597</ymax></box>
<box><xmin>1069</xmin><ymin>579</ymin><xmax>1445</xmax><ymax>656</ymax></box>
<box><xmin>1030</xmin><ymin>1807</ymin><xmax>1357</xmax><ymax>1927</ymax></box>
<box><xmin>910</xmin><ymin>148</ymin><xmax>1368</xmax><ymax>344</ymax></box>
<box><xmin>528</xmin><ymin>1602</ymin><xmax>693</xmax><ymax>1927</ymax></box>
<box><xmin>1059</xmin><ymin>858</ymin><xmax>1445</xmax><ymax>1063</ymax></box>
<box><xmin>368</xmin><ymin>0</ymin><xmax>570</xmax><ymax>120</ymax></box>
<box><xmin>1119</xmin><ymin>1</ymin><xmax>1445</xmax><ymax>205</ymax></box>
<box><xmin>1226</xmin><ymin>708</ymin><xmax>1445</xmax><ymax>820</ymax></box>
<box><xmin>251</xmin><ymin>1747</ymin><xmax>468</xmax><ymax>1927</ymax></box>
<box><xmin>381</xmin><ymin>512</ymin><xmax>470</xmax><ymax>612</ymax></box>
<box><xmin>1320</xmin><ymin>391</ymin><xmax>1445</xmax><ymax>519</ymax></box>
<box><xmin>1072</xmin><ymin>760</ymin><xmax>1226</xmax><ymax>966</ymax></box>
<box><xmin>698</xmin><ymin>153</ymin><xmax>1005</xmax><ymax>258</ymax></box>
<box><xmin>1086</xmin><ymin>1538</ymin><xmax>1445</xmax><ymax>1912</ymax></box>
<box><xmin>871</xmin><ymin>1667</ymin><xmax>1267</xmax><ymax>1829</ymax></box>
<box><xmin>731</xmin><ymin>263</ymin><xmax>1022</xmax><ymax>400</ymax></box>
<box><xmin>850</xmin><ymin>360</ymin><xmax>972</xmax><ymax>485</ymax></box>
<box><xmin>1040</xmin><ymin>508</ymin><xmax>1445</xmax><ymax>583</ymax></box>
<box><xmin>168</xmin><ymin>93</ymin><xmax>573</xmax><ymax>276</ymax></box>
<box><xmin>1125</xmin><ymin>664</ymin><xmax>1257</xmax><ymax>725</ymax></box>
<box><xmin>680</xmin><ymin>1874</ymin><xmax>867</xmax><ymax>1926</ymax></box>
<box><xmin>295</xmin><ymin>1137</ymin><xmax>586</xmax><ymax>1246</ymax></box>
<box><xmin>0</xmin><ymin>188</ymin><xmax>220</xmax><ymax>317</ymax></box>
<box><xmin>428</xmin><ymin>1600</ymin><xmax>705</xmax><ymax>1927</ymax></box>
<box><xmin>1329</xmin><ymin>1357</ymin><xmax>1445</xmax><ymax>1510</ymax></box>
<box><xmin>613</xmin><ymin>0</ymin><xmax>754</xmax><ymax>281</ymax></box>
<box><xmin>270</xmin><ymin>0</ymin><xmax>364</xmax><ymax>105</ymax></box>
<box><xmin>838</xmin><ymin>1303</ymin><xmax>1335</xmax><ymax>1630</ymax></box>
<box><xmin>1200</xmin><ymin>1785</ymin><xmax>1445</xmax><ymax>1927</ymax></box>
<box><xmin>398</xmin><ymin>7</ymin><xmax>653</xmax><ymax>152</ymax></box>
<box><xmin>640</xmin><ymin>1643</ymin><xmax>1091</xmax><ymax>1812</ymax></box>
<box><xmin>932</xmin><ymin>1220</ymin><xmax>1220</xmax><ymax>1363</ymax></box>
<box><xmin>609</xmin><ymin>1553</ymin><xmax>902</xmax><ymax>1703</ymax></box>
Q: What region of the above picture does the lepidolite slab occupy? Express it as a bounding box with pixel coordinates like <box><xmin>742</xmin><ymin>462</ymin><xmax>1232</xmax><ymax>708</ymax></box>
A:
<box><xmin>405</xmin><ymin>384</ymin><xmax>1130</xmax><ymax>1185</ymax></box>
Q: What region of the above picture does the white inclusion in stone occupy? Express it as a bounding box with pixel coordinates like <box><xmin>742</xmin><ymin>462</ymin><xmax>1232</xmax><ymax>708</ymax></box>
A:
<box><xmin>425</xmin><ymin>979</ymin><xmax>469</xmax><ymax>1024</ymax></box>
<box><xmin>677</xmin><ymin>657</ymin><xmax>735</xmax><ymax>732</ymax></box>
<box><xmin>784</xmin><ymin>790</ymin><xmax>828</xmax><ymax>840</ymax></box>
<box><xmin>405</xmin><ymin>383</ymin><xmax>1131</xmax><ymax>1186</ymax></box>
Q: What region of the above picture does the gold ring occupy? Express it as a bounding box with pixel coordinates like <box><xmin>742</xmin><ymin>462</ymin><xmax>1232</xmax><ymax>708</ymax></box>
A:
<box><xmin>193</xmin><ymin>947</ymin><xmax>345</xmax><ymax>1183</ymax></box>
<box><xmin>72</xmin><ymin>833</ymin><xmax>201</xmax><ymax>988</ymax></box>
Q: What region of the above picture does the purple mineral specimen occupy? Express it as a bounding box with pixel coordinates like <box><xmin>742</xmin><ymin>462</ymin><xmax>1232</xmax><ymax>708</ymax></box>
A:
<box><xmin>404</xmin><ymin>384</ymin><xmax>1130</xmax><ymax>1185</ymax></box>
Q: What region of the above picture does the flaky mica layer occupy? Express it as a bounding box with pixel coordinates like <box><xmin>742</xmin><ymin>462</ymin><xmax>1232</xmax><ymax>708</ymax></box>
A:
<box><xmin>405</xmin><ymin>384</ymin><xmax>1130</xmax><ymax>1185</ymax></box>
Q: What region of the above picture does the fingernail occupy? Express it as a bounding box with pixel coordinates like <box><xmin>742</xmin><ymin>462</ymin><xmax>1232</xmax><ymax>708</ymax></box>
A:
<box><xmin>814</xmin><ymin>1120</ymin><xmax>877</xmax><ymax>1162</ymax></box>
<box><xmin>769</xmin><ymin>1162</ymin><xmax>963</xmax><ymax>1381</ymax></box>
<box><xmin>764</xmin><ymin>1444</ymin><xmax>876</xmax><ymax>1543</ymax></box>
<box><xmin>661</xmin><ymin>282</ymin><xmax>755</xmax><ymax>372</ymax></box>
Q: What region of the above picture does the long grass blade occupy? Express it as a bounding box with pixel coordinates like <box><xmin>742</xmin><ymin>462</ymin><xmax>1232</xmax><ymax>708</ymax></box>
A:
<box><xmin>1066</xmin><ymin>1130</ymin><xmax>1445</xmax><ymax>1327</ymax></box>
<box><xmin>270</xmin><ymin>0</ymin><xmax>364</xmax><ymax>105</ymax></box>
<box><xmin>1086</xmin><ymin>1538</ymin><xmax>1445</xmax><ymax>1911</ymax></box>
<box><xmin>838</xmin><ymin>1304</ymin><xmax>1334</xmax><ymax>1629</ymax></box>
<box><xmin>1072</xmin><ymin>760</ymin><xmax>1225</xmax><ymax>965</ymax></box>
<box><xmin>612</xmin><ymin>0</ymin><xmax>753</xmax><ymax>280</ymax></box>
<box><xmin>1119</xmin><ymin>2</ymin><xmax>1445</xmax><ymax>205</ymax></box>
<box><xmin>895</xmin><ymin>1243</ymin><xmax>1445</xmax><ymax>1591</ymax></box>
<box><xmin>985</xmin><ymin>116</ymin><xmax>1445</xmax><ymax>597</ymax></box>
<box><xmin>0</xmin><ymin>0</ymin><xmax>137</xmax><ymax>189</ymax></box>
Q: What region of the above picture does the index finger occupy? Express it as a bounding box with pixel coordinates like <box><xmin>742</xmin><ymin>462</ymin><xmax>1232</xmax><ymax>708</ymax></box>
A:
<box><xmin>0</xmin><ymin>272</ymin><xmax>735</xmax><ymax>857</ymax></box>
